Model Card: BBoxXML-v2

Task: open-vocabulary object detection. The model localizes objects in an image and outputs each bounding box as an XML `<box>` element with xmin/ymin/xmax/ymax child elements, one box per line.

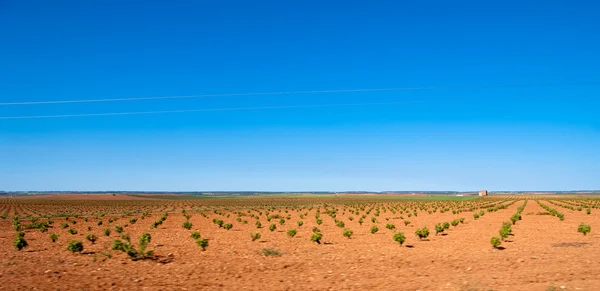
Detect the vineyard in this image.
<box><xmin>1</xmin><ymin>194</ymin><xmax>599</xmax><ymax>290</ymax></box>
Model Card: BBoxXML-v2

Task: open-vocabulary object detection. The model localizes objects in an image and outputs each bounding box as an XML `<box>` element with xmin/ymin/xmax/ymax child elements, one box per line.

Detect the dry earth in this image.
<box><xmin>0</xmin><ymin>197</ymin><xmax>599</xmax><ymax>290</ymax></box>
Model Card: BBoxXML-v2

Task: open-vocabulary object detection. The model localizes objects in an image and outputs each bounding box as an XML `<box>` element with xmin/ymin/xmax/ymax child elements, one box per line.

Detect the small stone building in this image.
<box><xmin>479</xmin><ymin>190</ymin><xmax>488</xmax><ymax>196</ymax></box>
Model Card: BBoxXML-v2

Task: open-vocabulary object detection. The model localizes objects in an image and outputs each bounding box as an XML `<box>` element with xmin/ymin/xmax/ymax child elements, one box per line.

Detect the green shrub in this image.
<box><xmin>279</xmin><ymin>218</ymin><xmax>285</xmax><ymax>225</ymax></box>
<box><xmin>115</xmin><ymin>225</ymin><xmax>123</xmax><ymax>233</ymax></box>
<box><xmin>451</xmin><ymin>219</ymin><xmax>459</xmax><ymax>227</ymax></box>
<box><xmin>251</xmin><ymin>232</ymin><xmax>261</xmax><ymax>241</ymax></box>
<box><xmin>261</xmin><ymin>248</ymin><xmax>281</xmax><ymax>257</ymax></box>
<box><xmin>182</xmin><ymin>221</ymin><xmax>192</xmax><ymax>230</ymax></box>
<box><xmin>85</xmin><ymin>234</ymin><xmax>97</xmax><ymax>244</ymax></box>
<box><xmin>139</xmin><ymin>232</ymin><xmax>151</xmax><ymax>249</ymax></box>
<box><xmin>316</xmin><ymin>218</ymin><xmax>323</xmax><ymax>225</ymax></box>
<box><xmin>191</xmin><ymin>232</ymin><xmax>201</xmax><ymax>240</ymax></box>
<box><xmin>311</xmin><ymin>232</ymin><xmax>323</xmax><ymax>244</ymax></box>
<box><xmin>103</xmin><ymin>229</ymin><xmax>111</xmax><ymax>236</ymax></box>
<box><xmin>435</xmin><ymin>223</ymin><xmax>444</xmax><ymax>235</ymax></box>
<box><xmin>297</xmin><ymin>221</ymin><xmax>304</xmax><ymax>227</ymax></box>
<box><xmin>343</xmin><ymin>229</ymin><xmax>353</xmax><ymax>239</ymax></box>
<box><xmin>129</xmin><ymin>218</ymin><xmax>137</xmax><ymax>224</ymax></box>
<box><xmin>393</xmin><ymin>232</ymin><xmax>406</xmax><ymax>245</ymax></box>
<box><xmin>60</xmin><ymin>222</ymin><xmax>69</xmax><ymax>229</ymax></box>
<box><xmin>586</xmin><ymin>208</ymin><xmax>591</xmax><ymax>215</ymax></box>
<box><xmin>499</xmin><ymin>222</ymin><xmax>512</xmax><ymax>239</ymax></box>
<box><xmin>443</xmin><ymin>222</ymin><xmax>450</xmax><ymax>230</ymax></box>
<box><xmin>312</xmin><ymin>226</ymin><xmax>321</xmax><ymax>233</ymax></box>
<box><xmin>473</xmin><ymin>213</ymin><xmax>480</xmax><ymax>220</ymax></box>
<box><xmin>68</xmin><ymin>228</ymin><xmax>78</xmax><ymax>235</ymax></box>
<box><xmin>336</xmin><ymin>221</ymin><xmax>345</xmax><ymax>228</ymax></box>
<box><xmin>67</xmin><ymin>240</ymin><xmax>84</xmax><ymax>253</ymax></box>
<box><xmin>26</xmin><ymin>220</ymin><xmax>50</xmax><ymax>231</ymax></box>
<box><xmin>415</xmin><ymin>226</ymin><xmax>429</xmax><ymax>240</ymax></box>
<box><xmin>287</xmin><ymin>229</ymin><xmax>297</xmax><ymax>237</ymax></box>
<box><xmin>578</xmin><ymin>223</ymin><xmax>591</xmax><ymax>235</ymax></box>
<box><xmin>112</xmin><ymin>240</ymin><xmax>129</xmax><ymax>253</ymax></box>
<box><xmin>197</xmin><ymin>238</ymin><xmax>209</xmax><ymax>251</ymax></box>
<box><xmin>49</xmin><ymin>233</ymin><xmax>59</xmax><ymax>242</ymax></box>
<box><xmin>112</xmin><ymin>233</ymin><xmax>153</xmax><ymax>260</ymax></box>
<box><xmin>490</xmin><ymin>236</ymin><xmax>502</xmax><ymax>248</ymax></box>
<box><xmin>370</xmin><ymin>225</ymin><xmax>379</xmax><ymax>234</ymax></box>
<box><xmin>459</xmin><ymin>217</ymin><xmax>465</xmax><ymax>223</ymax></box>
<box><xmin>255</xmin><ymin>221</ymin><xmax>262</xmax><ymax>228</ymax></box>
<box><xmin>223</xmin><ymin>223</ymin><xmax>233</xmax><ymax>230</ymax></box>
<box><xmin>13</xmin><ymin>236</ymin><xmax>28</xmax><ymax>251</ymax></box>
<box><xmin>269</xmin><ymin>224</ymin><xmax>276</xmax><ymax>232</ymax></box>
<box><xmin>12</xmin><ymin>220</ymin><xmax>22</xmax><ymax>231</ymax></box>
<box><xmin>404</xmin><ymin>220</ymin><xmax>411</xmax><ymax>226</ymax></box>
<box><xmin>510</xmin><ymin>213</ymin><xmax>521</xmax><ymax>225</ymax></box>
<box><xmin>385</xmin><ymin>224</ymin><xmax>395</xmax><ymax>230</ymax></box>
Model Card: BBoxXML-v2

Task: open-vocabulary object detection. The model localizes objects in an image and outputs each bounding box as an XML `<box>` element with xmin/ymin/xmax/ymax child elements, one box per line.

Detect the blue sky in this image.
<box><xmin>1</xmin><ymin>1</ymin><xmax>599</xmax><ymax>191</ymax></box>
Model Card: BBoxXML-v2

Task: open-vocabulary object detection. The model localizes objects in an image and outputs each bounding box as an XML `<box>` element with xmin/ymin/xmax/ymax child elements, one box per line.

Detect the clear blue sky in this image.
<box><xmin>1</xmin><ymin>1</ymin><xmax>599</xmax><ymax>191</ymax></box>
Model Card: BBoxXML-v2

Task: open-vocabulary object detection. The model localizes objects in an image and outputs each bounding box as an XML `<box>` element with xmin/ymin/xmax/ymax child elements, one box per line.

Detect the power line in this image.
<box><xmin>0</xmin><ymin>101</ymin><xmax>425</xmax><ymax>120</ymax></box>
<box><xmin>1</xmin><ymin>81</ymin><xmax>599</xmax><ymax>106</ymax></box>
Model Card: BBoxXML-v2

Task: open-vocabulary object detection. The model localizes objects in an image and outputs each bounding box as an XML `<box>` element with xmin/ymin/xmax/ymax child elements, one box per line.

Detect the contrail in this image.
<box><xmin>1</xmin><ymin>81</ymin><xmax>598</xmax><ymax>106</ymax></box>
<box><xmin>0</xmin><ymin>101</ymin><xmax>425</xmax><ymax>119</ymax></box>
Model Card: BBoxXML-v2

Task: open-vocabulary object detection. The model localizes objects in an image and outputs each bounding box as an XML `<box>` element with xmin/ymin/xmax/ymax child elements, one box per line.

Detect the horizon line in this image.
<box><xmin>3</xmin><ymin>190</ymin><xmax>600</xmax><ymax>193</ymax></box>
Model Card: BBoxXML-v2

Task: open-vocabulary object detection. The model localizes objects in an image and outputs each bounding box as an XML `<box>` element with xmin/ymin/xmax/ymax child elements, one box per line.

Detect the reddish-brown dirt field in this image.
<box><xmin>336</xmin><ymin>193</ymin><xmax>429</xmax><ymax>197</ymax></box>
<box><xmin>13</xmin><ymin>194</ymin><xmax>156</xmax><ymax>201</ymax></box>
<box><xmin>1</xmin><ymin>196</ymin><xmax>599</xmax><ymax>290</ymax></box>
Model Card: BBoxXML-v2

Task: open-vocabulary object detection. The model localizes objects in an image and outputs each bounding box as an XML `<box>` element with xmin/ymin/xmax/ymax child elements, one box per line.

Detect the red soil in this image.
<box><xmin>13</xmin><ymin>194</ymin><xmax>156</xmax><ymax>201</ymax></box>
<box><xmin>1</xmin><ymin>199</ymin><xmax>599</xmax><ymax>290</ymax></box>
<box><xmin>336</xmin><ymin>193</ymin><xmax>429</xmax><ymax>196</ymax></box>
